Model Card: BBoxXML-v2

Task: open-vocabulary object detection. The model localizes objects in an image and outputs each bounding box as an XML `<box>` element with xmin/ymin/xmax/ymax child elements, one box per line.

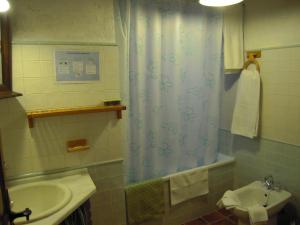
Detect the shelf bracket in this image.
<box><xmin>28</xmin><ymin>117</ymin><xmax>34</xmax><ymax>128</ymax></box>
<box><xmin>116</xmin><ymin>110</ymin><xmax>122</xmax><ymax>119</ymax></box>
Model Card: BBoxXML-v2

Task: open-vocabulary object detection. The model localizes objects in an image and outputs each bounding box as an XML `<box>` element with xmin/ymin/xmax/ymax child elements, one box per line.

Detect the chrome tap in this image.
<box><xmin>264</xmin><ymin>175</ymin><xmax>274</xmax><ymax>190</ymax></box>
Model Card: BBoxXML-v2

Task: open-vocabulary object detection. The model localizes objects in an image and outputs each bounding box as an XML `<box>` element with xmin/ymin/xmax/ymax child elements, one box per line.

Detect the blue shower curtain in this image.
<box><xmin>122</xmin><ymin>0</ymin><xmax>223</xmax><ymax>183</ymax></box>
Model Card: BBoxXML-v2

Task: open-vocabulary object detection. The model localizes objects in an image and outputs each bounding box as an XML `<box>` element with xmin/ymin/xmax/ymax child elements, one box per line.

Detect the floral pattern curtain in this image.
<box><xmin>123</xmin><ymin>0</ymin><xmax>223</xmax><ymax>183</ymax></box>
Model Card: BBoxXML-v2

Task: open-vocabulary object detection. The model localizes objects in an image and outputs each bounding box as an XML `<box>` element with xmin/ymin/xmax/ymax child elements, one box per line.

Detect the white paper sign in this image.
<box><xmin>55</xmin><ymin>51</ymin><xmax>100</xmax><ymax>82</ymax></box>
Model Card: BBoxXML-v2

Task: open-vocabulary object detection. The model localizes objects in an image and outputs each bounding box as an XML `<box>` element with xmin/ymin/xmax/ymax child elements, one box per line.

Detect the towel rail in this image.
<box><xmin>243</xmin><ymin>52</ymin><xmax>260</xmax><ymax>72</ymax></box>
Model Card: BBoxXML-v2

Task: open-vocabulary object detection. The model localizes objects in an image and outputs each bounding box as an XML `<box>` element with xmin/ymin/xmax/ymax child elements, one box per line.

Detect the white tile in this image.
<box><xmin>103</xmin><ymin>90</ymin><xmax>121</xmax><ymax>101</ymax></box>
<box><xmin>2</xmin><ymin>44</ymin><xmax>123</xmax><ymax>179</ymax></box>
<box><xmin>22</xmin><ymin>45</ymin><xmax>40</xmax><ymax>60</ymax></box>
<box><xmin>7</xmin><ymin>155</ymin><xmax>34</xmax><ymax>176</ymax></box>
<box><xmin>64</xmin><ymin>153</ymin><xmax>82</xmax><ymax>167</ymax></box>
<box><xmin>78</xmin><ymin>148</ymin><xmax>98</xmax><ymax>164</ymax></box>
<box><xmin>12</xmin><ymin>45</ymin><xmax>23</xmax><ymax>61</ymax></box>
<box><xmin>40</xmin><ymin>61</ymin><xmax>55</xmax><ymax>77</ymax></box>
<box><xmin>12</xmin><ymin>77</ymin><xmax>24</xmax><ymax>93</ymax></box>
<box><xmin>12</xmin><ymin>60</ymin><xmax>23</xmax><ymax>77</ymax></box>
<box><xmin>39</xmin><ymin>46</ymin><xmax>54</xmax><ymax>61</ymax></box>
<box><xmin>23</xmin><ymin>60</ymin><xmax>41</xmax><ymax>77</ymax></box>
<box><xmin>23</xmin><ymin>77</ymin><xmax>43</xmax><ymax>94</ymax></box>
<box><xmin>20</xmin><ymin>93</ymin><xmax>49</xmax><ymax>110</ymax></box>
<box><xmin>39</xmin><ymin>77</ymin><xmax>59</xmax><ymax>93</ymax></box>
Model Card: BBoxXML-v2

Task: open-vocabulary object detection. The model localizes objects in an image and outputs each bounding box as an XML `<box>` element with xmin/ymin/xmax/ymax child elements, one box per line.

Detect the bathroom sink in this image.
<box><xmin>9</xmin><ymin>181</ymin><xmax>72</xmax><ymax>224</ymax></box>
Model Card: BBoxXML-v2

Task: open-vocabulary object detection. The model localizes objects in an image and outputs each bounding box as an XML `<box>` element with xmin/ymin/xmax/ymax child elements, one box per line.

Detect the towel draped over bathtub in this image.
<box><xmin>125</xmin><ymin>178</ymin><xmax>165</xmax><ymax>225</ymax></box>
<box><xmin>169</xmin><ymin>168</ymin><xmax>208</xmax><ymax>206</ymax></box>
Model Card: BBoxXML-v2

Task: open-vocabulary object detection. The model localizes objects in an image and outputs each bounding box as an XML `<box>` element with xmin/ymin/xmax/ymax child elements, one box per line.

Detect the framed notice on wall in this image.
<box><xmin>55</xmin><ymin>50</ymin><xmax>100</xmax><ymax>82</ymax></box>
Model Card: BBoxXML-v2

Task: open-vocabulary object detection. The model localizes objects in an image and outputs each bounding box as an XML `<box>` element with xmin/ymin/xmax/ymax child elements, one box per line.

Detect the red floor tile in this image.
<box><xmin>218</xmin><ymin>208</ymin><xmax>232</xmax><ymax>216</ymax></box>
<box><xmin>202</xmin><ymin>211</ymin><xmax>225</xmax><ymax>223</ymax></box>
<box><xmin>185</xmin><ymin>218</ymin><xmax>207</xmax><ymax>225</ymax></box>
<box><xmin>210</xmin><ymin>219</ymin><xmax>236</xmax><ymax>225</ymax></box>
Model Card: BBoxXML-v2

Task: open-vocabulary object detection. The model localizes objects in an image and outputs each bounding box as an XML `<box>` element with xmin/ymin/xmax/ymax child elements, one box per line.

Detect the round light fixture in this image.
<box><xmin>199</xmin><ymin>0</ymin><xmax>243</xmax><ymax>7</ymax></box>
<box><xmin>0</xmin><ymin>0</ymin><xmax>10</xmax><ymax>13</ymax></box>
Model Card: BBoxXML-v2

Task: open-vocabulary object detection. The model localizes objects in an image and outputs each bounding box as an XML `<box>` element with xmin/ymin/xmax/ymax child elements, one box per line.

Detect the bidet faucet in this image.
<box><xmin>264</xmin><ymin>175</ymin><xmax>274</xmax><ymax>190</ymax></box>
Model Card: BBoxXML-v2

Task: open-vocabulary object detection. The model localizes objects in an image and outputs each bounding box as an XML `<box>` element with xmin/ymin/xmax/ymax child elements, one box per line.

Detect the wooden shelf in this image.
<box><xmin>0</xmin><ymin>91</ymin><xmax>22</xmax><ymax>99</ymax></box>
<box><xmin>26</xmin><ymin>105</ymin><xmax>126</xmax><ymax>128</ymax></box>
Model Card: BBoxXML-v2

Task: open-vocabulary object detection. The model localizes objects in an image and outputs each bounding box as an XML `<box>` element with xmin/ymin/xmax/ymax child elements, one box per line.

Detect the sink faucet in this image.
<box><xmin>264</xmin><ymin>175</ymin><xmax>274</xmax><ymax>190</ymax></box>
<box><xmin>9</xmin><ymin>208</ymin><xmax>32</xmax><ymax>222</ymax></box>
<box><xmin>9</xmin><ymin>208</ymin><xmax>32</xmax><ymax>223</ymax></box>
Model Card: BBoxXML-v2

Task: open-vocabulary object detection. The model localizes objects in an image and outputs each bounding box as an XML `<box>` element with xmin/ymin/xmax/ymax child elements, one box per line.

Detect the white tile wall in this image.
<box><xmin>244</xmin><ymin>0</ymin><xmax>300</xmax><ymax>51</ymax></box>
<box><xmin>220</xmin><ymin>47</ymin><xmax>300</xmax><ymax>215</ymax></box>
<box><xmin>221</xmin><ymin>47</ymin><xmax>300</xmax><ymax>146</ymax></box>
<box><xmin>89</xmin><ymin>163</ymin><xmax>126</xmax><ymax>225</ymax></box>
<box><xmin>0</xmin><ymin>44</ymin><xmax>126</xmax><ymax>225</ymax></box>
<box><xmin>0</xmin><ymin>44</ymin><xmax>122</xmax><ymax>175</ymax></box>
<box><xmin>11</xmin><ymin>0</ymin><xmax>116</xmax><ymax>44</ymax></box>
<box><xmin>12</xmin><ymin>45</ymin><xmax>120</xmax><ymax>110</ymax></box>
<box><xmin>0</xmin><ymin>110</ymin><xmax>124</xmax><ymax>176</ymax></box>
<box><xmin>260</xmin><ymin>47</ymin><xmax>300</xmax><ymax>145</ymax></box>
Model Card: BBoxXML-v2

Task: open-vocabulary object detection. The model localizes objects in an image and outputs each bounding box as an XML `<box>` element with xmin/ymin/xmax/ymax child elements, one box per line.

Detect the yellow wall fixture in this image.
<box><xmin>246</xmin><ymin>50</ymin><xmax>261</xmax><ymax>59</ymax></box>
<box><xmin>0</xmin><ymin>0</ymin><xmax>9</xmax><ymax>12</ymax></box>
<box><xmin>67</xmin><ymin>139</ymin><xmax>89</xmax><ymax>152</ymax></box>
<box><xmin>199</xmin><ymin>0</ymin><xmax>243</xmax><ymax>7</ymax></box>
<box><xmin>243</xmin><ymin>50</ymin><xmax>261</xmax><ymax>72</ymax></box>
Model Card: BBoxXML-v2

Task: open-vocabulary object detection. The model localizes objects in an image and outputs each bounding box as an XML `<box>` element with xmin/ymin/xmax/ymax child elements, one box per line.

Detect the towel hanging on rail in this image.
<box><xmin>125</xmin><ymin>178</ymin><xmax>165</xmax><ymax>225</ymax></box>
<box><xmin>231</xmin><ymin>63</ymin><xmax>261</xmax><ymax>139</ymax></box>
<box><xmin>169</xmin><ymin>167</ymin><xmax>209</xmax><ymax>206</ymax></box>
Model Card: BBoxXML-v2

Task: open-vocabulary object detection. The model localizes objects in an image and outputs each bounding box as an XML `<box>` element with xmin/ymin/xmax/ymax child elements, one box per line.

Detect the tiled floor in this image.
<box><xmin>182</xmin><ymin>209</ymin><xmax>238</xmax><ymax>225</ymax></box>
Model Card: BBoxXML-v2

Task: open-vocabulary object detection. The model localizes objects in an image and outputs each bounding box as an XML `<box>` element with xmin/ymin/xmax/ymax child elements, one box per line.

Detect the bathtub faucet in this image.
<box><xmin>264</xmin><ymin>175</ymin><xmax>274</xmax><ymax>190</ymax></box>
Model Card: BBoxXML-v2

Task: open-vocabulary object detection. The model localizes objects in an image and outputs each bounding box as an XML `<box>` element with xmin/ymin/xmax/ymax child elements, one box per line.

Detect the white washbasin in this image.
<box><xmin>9</xmin><ymin>181</ymin><xmax>72</xmax><ymax>224</ymax></box>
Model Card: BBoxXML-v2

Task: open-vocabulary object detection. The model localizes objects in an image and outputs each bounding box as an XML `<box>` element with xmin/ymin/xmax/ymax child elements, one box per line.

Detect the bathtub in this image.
<box><xmin>163</xmin><ymin>153</ymin><xmax>235</xmax><ymax>180</ymax></box>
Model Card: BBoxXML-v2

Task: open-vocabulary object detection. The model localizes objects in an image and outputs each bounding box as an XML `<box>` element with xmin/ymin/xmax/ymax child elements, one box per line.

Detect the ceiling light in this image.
<box><xmin>0</xmin><ymin>0</ymin><xmax>10</xmax><ymax>13</ymax></box>
<box><xmin>199</xmin><ymin>0</ymin><xmax>243</xmax><ymax>7</ymax></box>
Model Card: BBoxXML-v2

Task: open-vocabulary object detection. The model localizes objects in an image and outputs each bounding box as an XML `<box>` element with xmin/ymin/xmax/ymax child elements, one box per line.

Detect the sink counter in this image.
<box><xmin>8</xmin><ymin>169</ymin><xmax>96</xmax><ymax>225</ymax></box>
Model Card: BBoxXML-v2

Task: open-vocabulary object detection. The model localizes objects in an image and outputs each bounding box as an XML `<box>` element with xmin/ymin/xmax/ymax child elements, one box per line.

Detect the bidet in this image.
<box><xmin>264</xmin><ymin>175</ymin><xmax>274</xmax><ymax>190</ymax></box>
<box><xmin>263</xmin><ymin>190</ymin><xmax>271</xmax><ymax>207</ymax></box>
<box><xmin>219</xmin><ymin>181</ymin><xmax>291</xmax><ymax>225</ymax></box>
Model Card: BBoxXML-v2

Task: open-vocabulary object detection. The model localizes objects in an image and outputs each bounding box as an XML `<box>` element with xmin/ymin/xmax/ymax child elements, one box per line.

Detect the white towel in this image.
<box><xmin>231</xmin><ymin>68</ymin><xmax>261</xmax><ymax>138</ymax></box>
<box><xmin>217</xmin><ymin>190</ymin><xmax>241</xmax><ymax>209</ymax></box>
<box><xmin>223</xmin><ymin>4</ymin><xmax>244</xmax><ymax>70</ymax></box>
<box><xmin>248</xmin><ymin>205</ymin><xmax>268</xmax><ymax>225</ymax></box>
<box><xmin>169</xmin><ymin>168</ymin><xmax>208</xmax><ymax>206</ymax></box>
